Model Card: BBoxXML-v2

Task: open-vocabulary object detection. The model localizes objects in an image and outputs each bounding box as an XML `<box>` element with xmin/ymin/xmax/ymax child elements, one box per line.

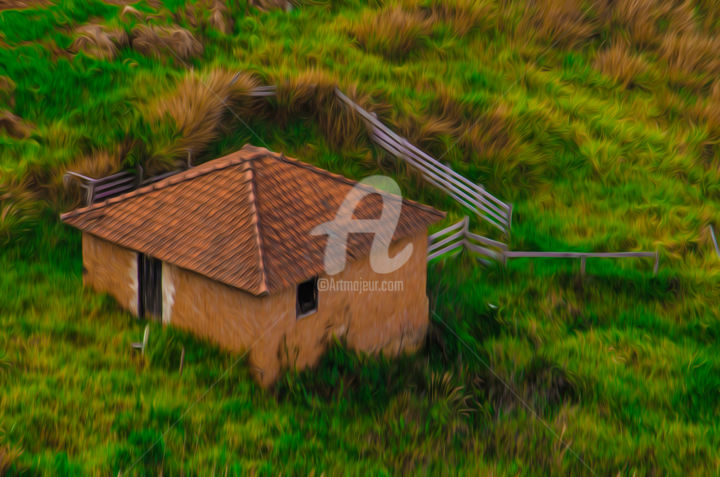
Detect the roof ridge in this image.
<box><xmin>244</xmin><ymin>159</ymin><xmax>270</xmax><ymax>295</ymax></box>
<box><xmin>60</xmin><ymin>148</ymin><xmax>268</xmax><ymax>221</ymax></box>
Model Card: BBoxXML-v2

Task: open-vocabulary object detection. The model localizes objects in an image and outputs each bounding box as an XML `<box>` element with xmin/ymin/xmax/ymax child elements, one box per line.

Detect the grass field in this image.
<box><xmin>2</xmin><ymin>0</ymin><xmax>720</xmax><ymax>474</ymax></box>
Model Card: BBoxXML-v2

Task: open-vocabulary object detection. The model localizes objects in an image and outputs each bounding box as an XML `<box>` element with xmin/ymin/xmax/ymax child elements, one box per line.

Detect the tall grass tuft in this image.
<box><xmin>250</xmin><ymin>0</ymin><xmax>293</xmax><ymax>12</ymax></box>
<box><xmin>598</xmin><ymin>0</ymin><xmax>672</xmax><ymax>49</ymax></box>
<box><xmin>0</xmin><ymin>110</ymin><xmax>31</xmax><ymax>139</ymax></box>
<box><xmin>70</xmin><ymin>24</ymin><xmax>129</xmax><ymax>60</ymax></box>
<box><xmin>178</xmin><ymin>0</ymin><xmax>235</xmax><ymax>35</ymax></box>
<box><xmin>131</xmin><ymin>24</ymin><xmax>203</xmax><ymax>61</ymax></box>
<box><xmin>0</xmin><ymin>76</ymin><xmax>15</xmax><ymax>108</ymax></box>
<box><xmin>658</xmin><ymin>31</ymin><xmax>720</xmax><ymax>81</ymax></box>
<box><xmin>524</xmin><ymin>0</ymin><xmax>597</xmax><ymax>49</ymax></box>
<box><xmin>462</xmin><ymin>103</ymin><xmax>519</xmax><ymax>163</ymax></box>
<box><xmin>352</xmin><ymin>6</ymin><xmax>433</xmax><ymax>60</ymax></box>
<box><xmin>593</xmin><ymin>40</ymin><xmax>650</xmax><ymax>89</ymax></box>
<box><xmin>147</xmin><ymin>70</ymin><xmax>260</xmax><ymax>169</ymax></box>
<box><xmin>428</xmin><ymin>0</ymin><xmax>495</xmax><ymax>36</ymax></box>
<box><xmin>0</xmin><ymin>444</ymin><xmax>23</xmax><ymax>476</ymax></box>
<box><xmin>0</xmin><ymin>176</ymin><xmax>41</xmax><ymax>245</ymax></box>
<box><xmin>275</xmin><ymin>70</ymin><xmax>372</xmax><ymax>150</ymax></box>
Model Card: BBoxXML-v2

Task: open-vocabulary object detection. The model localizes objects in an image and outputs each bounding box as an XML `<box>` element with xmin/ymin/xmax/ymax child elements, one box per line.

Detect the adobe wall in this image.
<box><xmin>82</xmin><ymin>233</ymin><xmax>138</xmax><ymax>315</ymax></box>
<box><xmin>164</xmin><ymin>230</ymin><xmax>430</xmax><ymax>387</ymax></box>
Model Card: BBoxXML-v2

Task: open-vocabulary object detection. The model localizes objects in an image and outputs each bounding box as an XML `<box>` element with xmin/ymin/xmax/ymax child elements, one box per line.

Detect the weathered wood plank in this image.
<box><xmin>428</xmin><ymin>241</ymin><xmax>464</xmax><ymax>260</ymax></box>
<box><xmin>464</xmin><ymin>231</ymin><xmax>509</xmax><ymax>250</ymax></box>
<box><xmin>428</xmin><ymin>217</ymin><xmax>467</xmax><ymax>242</ymax></box>
<box><xmin>503</xmin><ymin>251</ymin><xmax>657</xmax><ymax>258</ymax></box>
<box><xmin>372</xmin><ymin>130</ymin><xmax>509</xmax><ymax>225</ymax></box>
<box><xmin>428</xmin><ymin>229</ymin><xmax>465</xmax><ymax>253</ymax></box>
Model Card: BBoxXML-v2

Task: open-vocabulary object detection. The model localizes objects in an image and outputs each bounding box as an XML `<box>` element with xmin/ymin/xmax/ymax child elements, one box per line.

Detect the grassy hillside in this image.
<box><xmin>2</xmin><ymin>0</ymin><xmax>720</xmax><ymax>474</ymax></box>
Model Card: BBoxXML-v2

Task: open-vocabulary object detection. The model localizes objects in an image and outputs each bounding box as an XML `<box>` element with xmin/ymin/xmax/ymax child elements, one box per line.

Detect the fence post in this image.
<box><xmin>709</xmin><ymin>225</ymin><xmax>720</xmax><ymax>259</ymax></box>
<box><xmin>86</xmin><ymin>183</ymin><xmax>96</xmax><ymax>205</ymax></box>
<box><xmin>580</xmin><ymin>256</ymin><xmax>586</xmax><ymax>277</ymax></box>
<box><xmin>179</xmin><ymin>346</ymin><xmax>185</xmax><ymax>376</ymax></box>
<box><xmin>506</xmin><ymin>203</ymin><xmax>513</xmax><ymax>238</ymax></box>
<box><xmin>653</xmin><ymin>250</ymin><xmax>659</xmax><ymax>275</ymax></box>
<box><xmin>462</xmin><ymin>216</ymin><xmax>469</xmax><ymax>255</ymax></box>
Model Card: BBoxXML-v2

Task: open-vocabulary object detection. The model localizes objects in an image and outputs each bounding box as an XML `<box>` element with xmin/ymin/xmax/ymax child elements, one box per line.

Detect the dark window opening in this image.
<box><xmin>296</xmin><ymin>277</ymin><xmax>318</xmax><ymax>318</ymax></box>
<box><xmin>138</xmin><ymin>253</ymin><xmax>162</xmax><ymax>320</ymax></box>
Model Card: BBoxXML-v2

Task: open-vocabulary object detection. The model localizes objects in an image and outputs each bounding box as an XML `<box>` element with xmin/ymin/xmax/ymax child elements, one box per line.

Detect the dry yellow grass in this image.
<box><xmin>69</xmin><ymin>150</ymin><xmax>125</xmax><ymax>179</ymax></box>
<box><xmin>119</xmin><ymin>5</ymin><xmax>144</xmax><ymax>21</ymax></box>
<box><xmin>462</xmin><ymin>103</ymin><xmax>518</xmax><ymax>162</ymax></box>
<box><xmin>659</xmin><ymin>31</ymin><xmax>720</xmax><ymax>80</ymax></box>
<box><xmin>250</xmin><ymin>0</ymin><xmax>293</xmax><ymax>12</ymax></box>
<box><xmin>0</xmin><ymin>110</ymin><xmax>31</xmax><ymax>139</ymax></box>
<box><xmin>352</xmin><ymin>6</ymin><xmax>433</xmax><ymax>60</ymax></box>
<box><xmin>428</xmin><ymin>0</ymin><xmax>495</xmax><ymax>36</ymax></box>
<box><xmin>593</xmin><ymin>41</ymin><xmax>649</xmax><ymax>89</ymax></box>
<box><xmin>0</xmin><ymin>175</ymin><xmax>41</xmax><ymax>244</ymax></box>
<box><xmin>148</xmin><ymin>70</ymin><xmax>260</xmax><ymax>167</ymax></box>
<box><xmin>276</xmin><ymin>69</ymin><xmax>374</xmax><ymax>150</ymax></box>
<box><xmin>131</xmin><ymin>24</ymin><xmax>203</xmax><ymax>61</ymax></box>
<box><xmin>176</xmin><ymin>0</ymin><xmax>234</xmax><ymax>35</ymax></box>
<box><xmin>600</xmin><ymin>0</ymin><xmax>673</xmax><ymax>49</ymax></box>
<box><xmin>70</xmin><ymin>24</ymin><xmax>129</xmax><ymax>60</ymax></box>
<box><xmin>524</xmin><ymin>0</ymin><xmax>597</xmax><ymax>49</ymax></box>
<box><xmin>0</xmin><ymin>75</ymin><xmax>15</xmax><ymax>108</ymax></box>
<box><xmin>0</xmin><ymin>0</ymin><xmax>46</xmax><ymax>10</ymax></box>
<box><xmin>207</xmin><ymin>0</ymin><xmax>233</xmax><ymax>35</ymax></box>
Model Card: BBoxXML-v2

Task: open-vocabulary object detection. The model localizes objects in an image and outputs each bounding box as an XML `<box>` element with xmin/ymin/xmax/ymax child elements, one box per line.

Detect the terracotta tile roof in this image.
<box><xmin>61</xmin><ymin>145</ymin><xmax>445</xmax><ymax>295</ymax></box>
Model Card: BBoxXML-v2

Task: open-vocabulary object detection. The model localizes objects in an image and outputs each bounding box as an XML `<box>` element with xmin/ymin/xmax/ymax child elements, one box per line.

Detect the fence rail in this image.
<box><xmin>64</xmin><ymin>169</ymin><xmax>142</xmax><ymax>205</ymax></box>
<box><xmin>334</xmin><ymin>88</ymin><xmax>513</xmax><ymax>235</ymax></box>
<box><xmin>429</xmin><ymin>216</ymin><xmax>659</xmax><ymax>275</ymax></box>
<box><xmin>428</xmin><ymin>216</ymin><xmax>507</xmax><ymax>264</ymax></box>
<box><xmin>64</xmin><ymin>165</ymin><xmax>187</xmax><ymax>206</ymax></box>
<box><xmin>504</xmin><ymin>250</ymin><xmax>659</xmax><ymax>276</ymax></box>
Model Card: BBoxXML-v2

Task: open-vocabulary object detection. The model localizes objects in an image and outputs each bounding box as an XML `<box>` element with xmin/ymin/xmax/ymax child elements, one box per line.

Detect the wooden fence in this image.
<box><xmin>503</xmin><ymin>250</ymin><xmax>659</xmax><ymax>276</ymax></box>
<box><xmin>334</xmin><ymin>88</ymin><xmax>512</xmax><ymax>235</ymax></box>
<box><xmin>64</xmin><ymin>169</ymin><xmax>141</xmax><ymax>205</ymax></box>
<box><xmin>63</xmin><ymin>165</ymin><xmax>183</xmax><ymax>206</ymax></box>
<box><xmin>428</xmin><ymin>216</ymin><xmax>508</xmax><ymax>264</ymax></box>
<box><xmin>429</xmin><ymin>216</ymin><xmax>659</xmax><ymax>275</ymax></box>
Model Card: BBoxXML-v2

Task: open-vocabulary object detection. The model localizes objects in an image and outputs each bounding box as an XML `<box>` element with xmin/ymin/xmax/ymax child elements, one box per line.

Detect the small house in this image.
<box><xmin>61</xmin><ymin>145</ymin><xmax>444</xmax><ymax>386</ymax></box>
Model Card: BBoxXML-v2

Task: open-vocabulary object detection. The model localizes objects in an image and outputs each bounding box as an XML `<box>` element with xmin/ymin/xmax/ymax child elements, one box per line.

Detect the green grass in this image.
<box><xmin>2</xmin><ymin>0</ymin><xmax>720</xmax><ymax>474</ymax></box>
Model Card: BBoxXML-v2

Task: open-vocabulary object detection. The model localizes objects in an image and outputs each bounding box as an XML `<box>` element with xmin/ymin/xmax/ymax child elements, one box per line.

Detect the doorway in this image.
<box><xmin>138</xmin><ymin>253</ymin><xmax>162</xmax><ymax>320</ymax></box>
